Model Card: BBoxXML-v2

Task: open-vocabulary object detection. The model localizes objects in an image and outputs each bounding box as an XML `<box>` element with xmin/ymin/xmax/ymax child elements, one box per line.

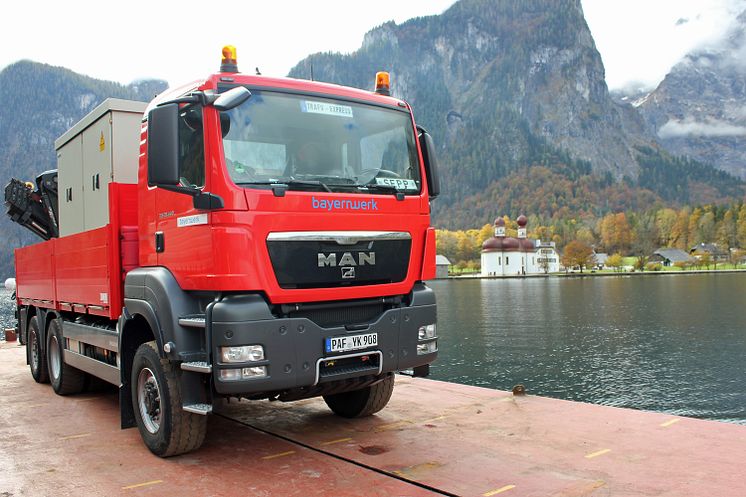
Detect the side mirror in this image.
<box><xmin>214</xmin><ymin>86</ymin><xmax>251</xmax><ymax>111</ymax></box>
<box><xmin>418</xmin><ymin>128</ymin><xmax>440</xmax><ymax>199</ymax></box>
<box><xmin>147</xmin><ymin>103</ymin><xmax>180</xmax><ymax>186</ymax></box>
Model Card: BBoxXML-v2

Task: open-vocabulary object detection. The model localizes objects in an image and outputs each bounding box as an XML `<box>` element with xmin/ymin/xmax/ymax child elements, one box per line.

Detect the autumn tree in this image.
<box><xmin>655</xmin><ymin>208</ymin><xmax>678</xmax><ymax>247</ymax></box>
<box><xmin>699</xmin><ymin>252</ymin><xmax>712</xmax><ymax>270</ymax></box>
<box><xmin>605</xmin><ymin>253</ymin><xmax>624</xmax><ymax>272</ymax></box>
<box><xmin>561</xmin><ymin>240</ymin><xmax>595</xmax><ymax>272</ymax></box>
<box><xmin>576</xmin><ymin>226</ymin><xmax>597</xmax><ymax>247</ymax></box>
<box><xmin>737</xmin><ymin>205</ymin><xmax>746</xmax><ymax>249</ymax></box>
<box><xmin>477</xmin><ymin>224</ymin><xmax>494</xmax><ymax>246</ymax></box>
<box><xmin>688</xmin><ymin>208</ymin><xmax>703</xmax><ymax>246</ymax></box>
<box><xmin>731</xmin><ymin>249</ymin><xmax>745</xmax><ymax>269</ymax></box>
<box><xmin>670</xmin><ymin>207</ymin><xmax>691</xmax><ymax>249</ymax></box>
<box><xmin>599</xmin><ymin>212</ymin><xmax>632</xmax><ymax>254</ymax></box>
<box><xmin>717</xmin><ymin>209</ymin><xmax>737</xmax><ymax>250</ymax></box>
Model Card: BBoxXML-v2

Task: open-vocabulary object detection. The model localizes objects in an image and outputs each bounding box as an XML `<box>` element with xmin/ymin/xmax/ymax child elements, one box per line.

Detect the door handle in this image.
<box><xmin>155</xmin><ymin>232</ymin><xmax>165</xmax><ymax>253</ymax></box>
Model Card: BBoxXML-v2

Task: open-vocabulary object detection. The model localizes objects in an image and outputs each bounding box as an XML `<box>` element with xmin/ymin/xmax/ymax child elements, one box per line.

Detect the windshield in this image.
<box><xmin>220</xmin><ymin>89</ymin><xmax>421</xmax><ymax>194</ymax></box>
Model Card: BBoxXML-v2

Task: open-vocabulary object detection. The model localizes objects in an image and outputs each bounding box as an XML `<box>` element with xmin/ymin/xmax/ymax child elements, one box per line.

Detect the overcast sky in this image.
<box><xmin>0</xmin><ymin>0</ymin><xmax>742</xmax><ymax>92</ymax></box>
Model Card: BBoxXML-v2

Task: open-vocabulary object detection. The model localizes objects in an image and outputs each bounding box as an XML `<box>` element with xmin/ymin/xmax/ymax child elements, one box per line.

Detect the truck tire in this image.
<box><xmin>47</xmin><ymin>319</ymin><xmax>86</xmax><ymax>395</ymax></box>
<box><xmin>131</xmin><ymin>341</ymin><xmax>207</xmax><ymax>457</ymax></box>
<box><xmin>27</xmin><ymin>316</ymin><xmax>49</xmax><ymax>384</ymax></box>
<box><xmin>323</xmin><ymin>373</ymin><xmax>395</xmax><ymax>418</ymax></box>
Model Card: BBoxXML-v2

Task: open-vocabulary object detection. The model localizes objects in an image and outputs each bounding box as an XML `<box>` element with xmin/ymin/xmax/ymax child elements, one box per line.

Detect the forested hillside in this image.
<box><xmin>0</xmin><ymin>61</ymin><xmax>166</xmax><ymax>277</ymax></box>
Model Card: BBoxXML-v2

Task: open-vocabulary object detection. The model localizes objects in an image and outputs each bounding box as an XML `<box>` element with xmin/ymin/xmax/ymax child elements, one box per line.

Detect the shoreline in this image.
<box><xmin>439</xmin><ymin>268</ymin><xmax>746</xmax><ymax>280</ymax></box>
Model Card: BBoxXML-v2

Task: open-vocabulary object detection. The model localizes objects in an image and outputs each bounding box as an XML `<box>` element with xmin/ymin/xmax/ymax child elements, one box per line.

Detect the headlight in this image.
<box><xmin>219</xmin><ymin>366</ymin><xmax>268</xmax><ymax>381</ymax></box>
<box><xmin>418</xmin><ymin>324</ymin><xmax>437</xmax><ymax>340</ymax></box>
<box><xmin>220</xmin><ymin>345</ymin><xmax>265</xmax><ymax>363</ymax></box>
<box><xmin>417</xmin><ymin>341</ymin><xmax>437</xmax><ymax>355</ymax></box>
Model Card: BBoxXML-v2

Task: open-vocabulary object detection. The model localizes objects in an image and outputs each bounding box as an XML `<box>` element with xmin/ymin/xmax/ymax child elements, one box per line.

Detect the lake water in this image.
<box><xmin>428</xmin><ymin>273</ymin><xmax>746</xmax><ymax>424</ymax></box>
<box><xmin>2</xmin><ymin>273</ymin><xmax>745</xmax><ymax>423</ymax></box>
<box><xmin>0</xmin><ymin>288</ymin><xmax>14</xmax><ymax>340</ymax></box>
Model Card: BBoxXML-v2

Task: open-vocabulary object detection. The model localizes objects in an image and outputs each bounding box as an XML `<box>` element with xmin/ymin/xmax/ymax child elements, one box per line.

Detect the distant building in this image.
<box><xmin>649</xmin><ymin>248</ymin><xmax>694</xmax><ymax>267</ymax></box>
<box><xmin>481</xmin><ymin>215</ymin><xmax>560</xmax><ymax>276</ymax></box>
<box><xmin>435</xmin><ymin>255</ymin><xmax>451</xmax><ymax>279</ymax></box>
<box><xmin>593</xmin><ymin>253</ymin><xmax>609</xmax><ymax>269</ymax></box>
<box><xmin>689</xmin><ymin>243</ymin><xmax>727</xmax><ymax>261</ymax></box>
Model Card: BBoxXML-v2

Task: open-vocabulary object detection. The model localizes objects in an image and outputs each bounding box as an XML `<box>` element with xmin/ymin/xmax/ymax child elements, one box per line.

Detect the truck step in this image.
<box><xmin>178</xmin><ymin>315</ymin><xmax>206</xmax><ymax>328</ymax></box>
<box><xmin>183</xmin><ymin>403</ymin><xmax>213</xmax><ymax>415</ymax></box>
<box><xmin>181</xmin><ymin>361</ymin><xmax>212</xmax><ymax>373</ymax></box>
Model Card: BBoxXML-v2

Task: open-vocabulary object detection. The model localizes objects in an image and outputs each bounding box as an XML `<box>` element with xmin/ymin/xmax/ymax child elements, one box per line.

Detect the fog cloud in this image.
<box><xmin>658</xmin><ymin>118</ymin><xmax>746</xmax><ymax>138</ymax></box>
<box><xmin>584</xmin><ymin>0</ymin><xmax>746</xmax><ymax>90</ymax></box>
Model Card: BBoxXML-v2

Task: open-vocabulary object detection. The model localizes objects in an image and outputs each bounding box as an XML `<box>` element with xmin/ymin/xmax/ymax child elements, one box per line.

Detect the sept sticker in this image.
<box><xmin>375</xmin><ymin>177</ymin><xmax>418</xmax><ymax>190</ymax></box>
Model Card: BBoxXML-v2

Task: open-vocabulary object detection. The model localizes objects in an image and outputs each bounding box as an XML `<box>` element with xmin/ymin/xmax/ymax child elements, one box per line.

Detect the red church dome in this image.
<box><xmin>482</xmin><ymin>236</ymin><xmax>520</xmax><ymax>251</ymax></box>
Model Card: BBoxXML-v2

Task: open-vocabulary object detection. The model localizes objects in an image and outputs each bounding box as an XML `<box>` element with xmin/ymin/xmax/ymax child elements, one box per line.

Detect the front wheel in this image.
<box><xmin>27</xmin><ymin>316</ymin><xmax>49</xmax><ymax>384</ymax></box>
<box><xmin>131</xmin><ymin>341</ymin><xmax>207</xmax><ymax>457</ymax></box>
<box><xmin>323</xmin><ymin>374</ymin><xmax>395</xmax><ymax>418</ymax></box>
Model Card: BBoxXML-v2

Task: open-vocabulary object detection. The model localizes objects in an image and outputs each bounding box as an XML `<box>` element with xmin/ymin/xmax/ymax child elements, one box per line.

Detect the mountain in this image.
<box><xmin>288</xmin><ymin>0</ymin><xmax>743</xmax><ymax>228</ymax></box>
<box><xmin>0</xmin><ymin>60</ymin><xmax>167</xmax><ymax>277</ymax></box>
<box><xmin>638</xmin><ymin>9</ymin><xmax>746</xmax><ymax>180</ymax></box>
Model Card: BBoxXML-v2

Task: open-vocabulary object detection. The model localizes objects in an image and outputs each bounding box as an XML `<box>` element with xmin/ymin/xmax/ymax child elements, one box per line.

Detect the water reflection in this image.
<box><xmin>429</xmin><ymin>274</ymin><xmax>746</xmax><ymax>424</ymax></box>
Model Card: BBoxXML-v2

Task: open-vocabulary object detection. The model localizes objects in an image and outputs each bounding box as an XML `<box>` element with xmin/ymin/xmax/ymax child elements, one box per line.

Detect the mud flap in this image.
<box><xmin>120</xmin><ymin>382</ymin><xmax>137</xmax><ymax>429</ymax></box>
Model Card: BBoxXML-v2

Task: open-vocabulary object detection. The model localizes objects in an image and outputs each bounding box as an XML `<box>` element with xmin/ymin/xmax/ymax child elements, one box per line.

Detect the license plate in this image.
<box><xmin>325</xmin><ymin>333</ymin><xmax>378</xmax><ymax>353</ymax></box>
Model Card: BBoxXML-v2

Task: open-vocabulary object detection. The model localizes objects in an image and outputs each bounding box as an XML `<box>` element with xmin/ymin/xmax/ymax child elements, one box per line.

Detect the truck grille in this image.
<box><xmin>266</xmin><ymin>231</ymin><xmax>411</xmax><ymax>289</ymax></box>
<box><xmin>287</xmin><ymin>302</ymin><xmax>388</xmax><ymax>328</ymax></box>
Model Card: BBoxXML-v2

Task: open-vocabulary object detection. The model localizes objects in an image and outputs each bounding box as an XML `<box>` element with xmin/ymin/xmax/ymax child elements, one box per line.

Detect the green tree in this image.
<box><xmin>698</xmin><ymin>210</ymin><xmax>716</xmax><ymax>244</ymax></box>
<box><xmin>688</xmin><ymin>208</ymin><xmax>703</xmax><ymax>246</ymax></box>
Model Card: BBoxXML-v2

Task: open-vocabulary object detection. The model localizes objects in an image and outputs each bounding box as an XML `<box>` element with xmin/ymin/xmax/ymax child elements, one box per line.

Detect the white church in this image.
<box><xmin>481</xmin><ymin>215</ymin><xmax>560</xmax><ymax>276</ymax></box>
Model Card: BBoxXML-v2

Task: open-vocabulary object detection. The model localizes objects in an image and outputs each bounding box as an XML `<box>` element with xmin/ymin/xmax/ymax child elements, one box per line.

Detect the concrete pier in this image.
<box><xmin>2</xmin><ymin>341</ymin><xmax>745</xmax><ymax>496</ymax></box>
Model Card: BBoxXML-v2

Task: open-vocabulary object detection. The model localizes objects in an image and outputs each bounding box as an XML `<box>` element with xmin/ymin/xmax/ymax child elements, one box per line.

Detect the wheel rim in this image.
<box><xmin>49</xmin><ymin>335</ymin><xmax>61</xmax><ymax>380</ymax></box>
<box><xmin>30</xmin><ymin>331</ymin><xmax>40</xmax><ymax>372</ymax></box>
<box><xmin>137</xmin><ymin>367</ymin><xmax>161</xmax><ymax>434</ymax></box>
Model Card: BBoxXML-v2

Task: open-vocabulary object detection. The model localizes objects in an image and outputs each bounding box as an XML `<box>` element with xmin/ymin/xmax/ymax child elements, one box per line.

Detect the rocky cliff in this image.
<box><xmin>639</xmin><ymin>10</ymin><xmax>746</xmax><ymax>179</ymax></box>
<box><xmin>289</xmin><ymin>0</ymin><xmax>657</xmax><ymax>210</ymax></box>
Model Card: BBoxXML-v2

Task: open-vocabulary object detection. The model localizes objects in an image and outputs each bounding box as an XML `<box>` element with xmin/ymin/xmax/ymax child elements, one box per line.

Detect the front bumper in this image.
<box><xmin>210</xmin><ymin>283</ymin><xmax>437</xmax><ymax>396</ymax></box>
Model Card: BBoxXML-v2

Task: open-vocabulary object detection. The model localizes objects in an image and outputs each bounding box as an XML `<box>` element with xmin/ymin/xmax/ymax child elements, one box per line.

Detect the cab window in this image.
<box><xmin>178</xmin><ymin>106</ymin><xmax>205</xmax><ymax>188</ymax></box>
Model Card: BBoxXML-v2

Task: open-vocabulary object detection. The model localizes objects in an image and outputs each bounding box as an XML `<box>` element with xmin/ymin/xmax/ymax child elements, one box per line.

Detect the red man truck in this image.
<box><xmin>4</xmin><ymin>47</ymin><xmax>440</xmax><ymax>456</ymax></box>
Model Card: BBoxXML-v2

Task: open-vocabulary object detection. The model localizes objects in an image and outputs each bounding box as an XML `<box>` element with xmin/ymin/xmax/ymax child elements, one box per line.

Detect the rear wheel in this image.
<box><xmin>131</xmin><ymin>341</ymin><xmax>207</xmax><ymax>457</ymax></box>
<box><xmin>323</xmin><ymin>374</ymin><xmax>395</xmax><ymax>418</ymax></box>
<box><xmin>27</xmin><ymin>316</ymin><xmax>48</xmax><ymax>384</ymax></box>
<box><xmin>47</xmin><ymin>319</ymin><xmax>86</xmax><ymax>395</ymax></box>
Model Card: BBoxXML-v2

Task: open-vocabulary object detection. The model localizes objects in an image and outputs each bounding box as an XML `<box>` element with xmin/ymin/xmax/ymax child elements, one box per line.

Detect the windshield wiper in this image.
<box><xmin>360</xmin><ymin>183</ymin><xmax>405</xmax><ymax>201</ymax></box>
<box><xmin>285</xmin><ymin>179</ymin><xmax>332</xmax><ymax>192</ymax></box>
<box><xmin>255</xmin><ymin>179</ymin><xmax>333</xmax><ymax>197</ymax></box>
<box><xmin>233</xmin><ymin>179</ymin><xmax>332</xmax><ymax>194</ymax></box>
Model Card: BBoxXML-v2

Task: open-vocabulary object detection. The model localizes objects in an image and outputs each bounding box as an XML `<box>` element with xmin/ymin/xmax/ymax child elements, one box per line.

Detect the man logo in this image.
<box><xmin>317</xmin><ymin>252</ymin><xmax>376</xmax><ymax>267</ymax></box>
<box><xmin>341</xmin><ymin>267</ymin><xmax>356</xmax><ymax>279</ymax></box>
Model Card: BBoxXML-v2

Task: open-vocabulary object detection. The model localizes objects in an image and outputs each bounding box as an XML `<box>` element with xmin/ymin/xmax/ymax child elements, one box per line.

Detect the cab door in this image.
<box><xmin>155</xmin><ymin>104</ymin><xmax>213</xmax><ymax>286</ymax></box>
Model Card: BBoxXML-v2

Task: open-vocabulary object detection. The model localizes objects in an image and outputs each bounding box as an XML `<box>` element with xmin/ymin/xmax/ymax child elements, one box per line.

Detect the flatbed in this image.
<box><xmin>2</xmin><ymin>341</ymin><xmax>745</xmax><ymax>496</ymax></box>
